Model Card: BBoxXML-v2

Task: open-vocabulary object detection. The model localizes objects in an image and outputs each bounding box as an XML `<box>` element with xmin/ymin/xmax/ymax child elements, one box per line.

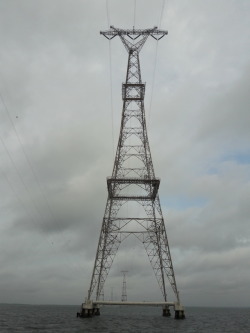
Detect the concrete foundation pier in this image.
<box><xmin>78</xmin><ymin>299</ymin><xmax>97</xmax><ymax>318</ymax></box>
<box><xmin>174</xmin><ymin>303</ymin><xmax>185</xmax><ymax>319</ymax></box>
<box><xmin>162</xmin><ymin>305</ymin><xmax>171</xmax><ymax>317</ymax></box>
<box><xmin>77</xmin><ymin>299</ymin><xmax>185</xmax><ymax>319</ymax></box>
<box><xmin>94</xmin><ymin>306</ymin><xmax>100</xmax><ymax>316</ymax></box>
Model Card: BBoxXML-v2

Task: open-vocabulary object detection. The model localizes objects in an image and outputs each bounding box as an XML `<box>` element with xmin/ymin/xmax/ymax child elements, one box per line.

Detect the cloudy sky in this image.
<box><xmin>0</xmin><ymin>0</ymin><xmax>249</xmax><ymax>307</ymax></box>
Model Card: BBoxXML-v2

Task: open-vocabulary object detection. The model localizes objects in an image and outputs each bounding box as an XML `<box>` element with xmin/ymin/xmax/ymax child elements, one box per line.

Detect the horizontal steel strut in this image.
<box><xmin>93</xmin><ymin>301</ymin><xmax>175</xmax><ymax>307</ymax></box>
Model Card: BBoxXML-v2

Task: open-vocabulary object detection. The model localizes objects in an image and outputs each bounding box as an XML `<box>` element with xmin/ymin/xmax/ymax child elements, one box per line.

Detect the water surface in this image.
<box><xmin>0</xmin><ymin>304</ymin><xmax>249</xmax><ymax>332</ymax></box>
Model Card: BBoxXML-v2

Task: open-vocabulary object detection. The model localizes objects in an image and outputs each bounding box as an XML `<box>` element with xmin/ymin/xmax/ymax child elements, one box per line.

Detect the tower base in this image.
<box><xmin>174</xmin><ymin>303</ymin><xmax>185</xmax><ymax>319</ymax></box>
<box><xmin>77</xmin><ymin>299</ymin><xmax>100</xmax><ymax>318</ymax></box>
<box><xmin>77</xmin><ymin>299</ymin><xmax>185</xmax><ymax>319</ymax></box>
<box><xmin>162</xmin><ymin>305</ymin><xmax>171</xmax><ymax>317</ymax></box>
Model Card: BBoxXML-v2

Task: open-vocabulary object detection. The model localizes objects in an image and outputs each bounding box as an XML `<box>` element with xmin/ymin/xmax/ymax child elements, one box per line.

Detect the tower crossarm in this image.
<box><xmin>100</xmin><ymin>26</ymin><xmax>168</xmax><ymax>53</ymax></box>
<box><xmin>100</xmin><ymin>26</ymin><xmax>168</xmax><ymax>39</ymax></box>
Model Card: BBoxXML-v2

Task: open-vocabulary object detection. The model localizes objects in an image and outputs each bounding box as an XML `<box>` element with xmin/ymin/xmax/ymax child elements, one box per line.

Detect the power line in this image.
<box><xmin>148</xmin><ymin>0</ymin><xmax>167</xmax><ymax>127</ymax></box>
<box><xmin>0</xmin><ymin>91</ymin><xmax>56</xmax><ymax>223</ymax></box>
<box><xmin>106</xmin><ymin>0</ymin><xmax>115</xmax><ymax>159</ymax></box>
<box><xmin>106</xmin><ymin>0</ymin><xmax>110</xmax><ymax>26</ymax></box>
<box><xmin>148</xmin><ymin>44</ymin><xmax>159</xmax><ymax>126</ymax></box>
<box><xmin>0</xmin><ymin>84</ymin><xmax>84</xmax><ymax>269</ymax></box>
<box><xmin>158</xmin><ymin>0</ymin><xmax>167</xmax><ymax>29</ymax></box>
<box><xmin>0</xmin><ymin>134</ymin><xmax>57</xmax><ymax>249</ymax></box>
<box><xmin>0</xmin><ymin>114</ymin><xmax>82</xmax><ymax>275</ymax></box>
<box><xmin>0</xmin><ymin>166</ymin><xmax>38</xmax><ymax>227</ymax></box>
<box><xmin>133</xmin><ymin>0</ymin><xmax>137</xmax><ymax>27</ymax></box>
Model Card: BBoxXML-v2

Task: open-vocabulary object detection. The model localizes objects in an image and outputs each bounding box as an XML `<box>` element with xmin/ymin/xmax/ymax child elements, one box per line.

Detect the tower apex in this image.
<box><xmin>100</xmin><ymin>26</ymin><xmax>168</xmax><ymax>53</ymax></box>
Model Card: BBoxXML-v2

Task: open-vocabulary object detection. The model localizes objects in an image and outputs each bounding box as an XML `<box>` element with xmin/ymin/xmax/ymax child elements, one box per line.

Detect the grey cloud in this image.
<box><xmin>0</xmin><ymin>0</ymin><xmax>249</xmax><ymax>306</ymax></box>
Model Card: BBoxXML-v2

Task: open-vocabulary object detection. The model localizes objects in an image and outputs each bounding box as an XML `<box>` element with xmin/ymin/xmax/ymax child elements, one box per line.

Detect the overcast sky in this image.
<box><xmin>0</xmin><ymin>0</ymin><xmax>249</xmax><ymax>307</ymax></box>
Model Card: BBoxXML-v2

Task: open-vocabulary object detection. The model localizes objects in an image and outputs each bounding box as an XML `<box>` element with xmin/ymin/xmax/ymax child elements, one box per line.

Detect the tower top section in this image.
<box><xmin>100</xmin><ymin>26</ymin><xmax>168</xmax><ymax>53</ymax></box>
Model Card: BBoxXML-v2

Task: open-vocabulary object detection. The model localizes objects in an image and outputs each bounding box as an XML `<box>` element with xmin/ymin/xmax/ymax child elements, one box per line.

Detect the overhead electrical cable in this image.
<box><xmin>0</xmin><ymin>167</ymin><xmax>58</xmax><ymax>264</ymax></box>
<box><xmin>0</xmin><ymin>91</ymin><xmax>57</xmax><ymax>222</ymax></box>
<box><xmin>0</xmin><ymin>167</ymin><xmax>55</xmax><ymax>261</ymax></box>
<box><xmin>0</xmin><ymin>134</ymin><xmax>52</xmax><ymax>238</ymax></box>
<box><xmin>106</xmin><ymin>0</ymin><xmax>115</xmax><ymax>159</ymax></box>
<box><xmin>148</xmin><ymin>0</ymin><xmax>167</xmax><ymax>127</ymax></box>
<box><xmin>106</xmin><ymin>0</ymin><xmax>110</xmax><ymax>26</ymax></box>
<box><xmin>0</xmin><ymin>96</ymin><xmax>82</xmax><ymax>271</ymax></box>
<box><xmin>0</xmin><ymin>167</ymin><xmax>38</xmax><ymax>225</ymax></box>
<box><xmin>0</xmin><ymin>139</ymin><xmax>80</xmax><ymax>272</ymax></box>
<box><xmin>148</xmin><ymin>45</ymin><xmax>159</xmax><ymax>126</ymax></box>
<box><xmin>133</xmin><ymin>0</ymin><xmax>137</xmax><ymax>27</ymax></box>
<box><xmin>0</xmin><ymin>91</ymin><xmax>62</xmax><ymax>253</ymax></box>
<box><xmin>158</xmin><ymin>0</ymin><xmax>167</xmax><ymax>29</ymax></box>
<box><xmin>0</xmin><ymin>86</ymin><xmax>81</xmax><ymax>269</ymax></box>
<box><xmin>108</xmin><ymin>43</ymin><xmax>115</xmax><ymax>159</ymax></box>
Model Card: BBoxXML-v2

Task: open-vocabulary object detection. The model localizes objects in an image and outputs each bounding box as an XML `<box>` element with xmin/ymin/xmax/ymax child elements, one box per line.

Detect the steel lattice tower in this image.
<box><xmin>121</xmin><ymin>271</ymin><xmax>128</xmax><ymax>302</ymax></box>
<box><xmin>78</xmin><ymin>26</ymin><xmax>185</xmax><ymax>319</ymax></box>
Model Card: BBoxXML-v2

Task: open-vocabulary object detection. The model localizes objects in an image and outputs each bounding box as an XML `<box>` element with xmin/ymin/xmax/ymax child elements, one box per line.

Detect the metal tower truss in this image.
<box><xmin>121</xmin><ymin>270</ymin><xmax>128</xmax><ymax>302</ymax></box>
<box><xmin>80</xmin><ymin>26</ymin><xmax>185</xmax><ymax>319</ymax></box>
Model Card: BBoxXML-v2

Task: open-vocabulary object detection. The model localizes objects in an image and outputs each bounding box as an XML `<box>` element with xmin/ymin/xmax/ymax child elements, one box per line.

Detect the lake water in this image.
<box><xmin>0</xmin><ymin>304</ymin><xmax>249</xmax><ymax>332</ymax></box>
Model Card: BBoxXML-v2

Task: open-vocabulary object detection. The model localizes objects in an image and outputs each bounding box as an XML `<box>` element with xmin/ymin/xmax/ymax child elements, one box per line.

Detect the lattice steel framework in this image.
<box><xmin>87</xmin><ymin>26</ymin><xmax>180</xmax><ymax>304</ymax></box>
<box><xmin>121</xmin><ymin>270</ymin><xmax>128</xmax><ymax>302</ymax></box>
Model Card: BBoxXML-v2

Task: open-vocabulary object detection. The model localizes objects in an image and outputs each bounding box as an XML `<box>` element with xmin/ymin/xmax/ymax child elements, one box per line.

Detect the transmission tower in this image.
<box><xmin>121</xmin><ymin>271</ymin><xmax>128</xmax><ymax>302</ymax></box>
<box><xmin>78</xmin><ymin>26</ymin><xmax>185</xmax><ymax>319</ymax></box>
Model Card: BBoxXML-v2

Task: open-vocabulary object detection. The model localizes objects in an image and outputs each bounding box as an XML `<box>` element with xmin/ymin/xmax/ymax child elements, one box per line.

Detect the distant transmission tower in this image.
<box><xmin>78</xmin><ymin>26</ymin><xmax>185</xmax><ymax>320</ymax></box>
<box><xmin>121</xmin><ymin>271</ymin><xmax>128</xmax><ymax>302</ymax></box>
